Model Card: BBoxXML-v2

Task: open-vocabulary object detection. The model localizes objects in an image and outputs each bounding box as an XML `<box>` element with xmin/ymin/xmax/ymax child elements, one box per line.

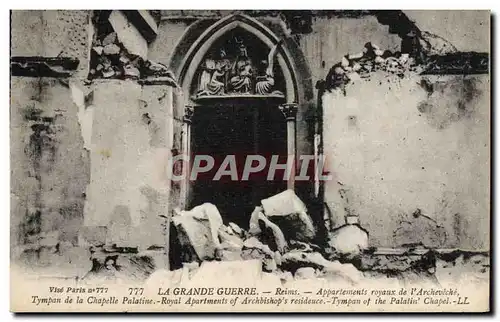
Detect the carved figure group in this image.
<box><xmin>196</xmin><ymin>38</ymin><xmax>283</xmax><ymax>97</ymax></box>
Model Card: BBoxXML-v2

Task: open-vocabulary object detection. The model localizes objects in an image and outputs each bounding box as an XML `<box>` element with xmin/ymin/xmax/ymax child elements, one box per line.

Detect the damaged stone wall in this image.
<box><xmin>81</xmin><ymin>81</ymin><xmax>174</xmax><ymax>250</ymax></box>
<box><xmin>322</xmin><ymin>70</ymin><xmax>489</xmax><ymax>250</ymax></box>
<box><xmin>11</xmin><ymin>10</ymin><xmax>177</xmax><ymax>276</ymax></box>
<box><xmin>11</xmin><ymin>10</ymin><xmax>490</xmax><ymax>280</ymax></box>
<box><xmin>10</xmin><ymin>11</ymin><xmax>93</xmax><ymax>275</ymax></box>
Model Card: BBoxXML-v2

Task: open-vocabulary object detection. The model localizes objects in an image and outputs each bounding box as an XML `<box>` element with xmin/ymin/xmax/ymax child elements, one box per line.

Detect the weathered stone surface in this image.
<box><xmin>326</xmin><ymin>224</ymin><xmax>369</xmax><ymax>257</ymax></box>
<box><xmin>172</xmin><ymin>203</ymin><xmax>223</xmax><ymax>261</ymax></box>
<box><xmin>261</xmin><ymin>190</ymin><xmax>316</xmax><ymax>242</ymax></box>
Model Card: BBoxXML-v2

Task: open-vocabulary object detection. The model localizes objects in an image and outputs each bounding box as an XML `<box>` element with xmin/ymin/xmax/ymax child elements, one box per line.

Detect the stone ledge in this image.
<box><xmin>11</xmin><ymin>57</ymin><xmax>79</xmax><ymax>78</ymax></box>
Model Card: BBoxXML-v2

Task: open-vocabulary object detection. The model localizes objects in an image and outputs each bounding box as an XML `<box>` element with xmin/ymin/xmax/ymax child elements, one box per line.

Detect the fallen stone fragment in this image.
<box><xmin>124</xmin><ymin>64</ymin><xmax>140</xmax><ymax>78</ymax></box>
<box><xmin>102</xmin><ymin>68</ymin><xmax>115</xmax><ymax>78</ymax></box>
<box><xmin>326</xmin><ymin>224</ymin><xmax>369</xmax><ymax>257</ymax></box>
<box><xmin>341</xmin><ymin>56</ymin><xmax>350</xmax><ymax>67</ymax></box>
<box><xmin>172</xmin><ymin>203</ymin><xmax>223</xmax><ymax>261</ymax></box>
<box><xmin>93</xmin><ymin>46</ymin><xmax>104</xmax><ymax>55</ymax></box>
<box><xmin>248</xmin><ymin>206</ymin><xmax>287</xmax><ymax>253</ymax></box>
<box><xmin>103</xmin><ymin>44</ymin><xmax>121</xmax><ymax>55</ymax></box>
<box><xmin>261</xmin><ymin>190</ymin><xmax>316</xmax><ymax>242</ymax></box>
<box><xmin>119</xmin><ymin>55</ymin><xmax>130</xmax><ymax>64</ymax></box>
<box><xmin>102</xmin><ymin>32</ymin><xmax>117</xmax><ymax>46</ymax></box>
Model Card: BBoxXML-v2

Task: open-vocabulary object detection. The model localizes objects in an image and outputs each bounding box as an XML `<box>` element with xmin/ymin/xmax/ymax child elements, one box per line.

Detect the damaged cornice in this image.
<box><xmin>421</xmin><ymin>52</ymin><xmax>489</xmax><ymax>75</ymax></box>
<box><xmin>11</xmin><ymin>57</ymin><xmax>80</xmax><ymax>78</ymax></box>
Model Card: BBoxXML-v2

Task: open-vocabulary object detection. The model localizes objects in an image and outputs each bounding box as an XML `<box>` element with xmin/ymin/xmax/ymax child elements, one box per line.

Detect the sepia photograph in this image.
<box><xmin>8</xmin><ymin>8</ymin><xmax>491</xmax><ymax>313</ymax></box>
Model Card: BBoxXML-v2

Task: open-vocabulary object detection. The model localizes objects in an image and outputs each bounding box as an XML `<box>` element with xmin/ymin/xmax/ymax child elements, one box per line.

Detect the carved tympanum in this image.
<box><xmin>195</xmin><ymin>30</ymin><xmax>285</xmax><ymax>98</ymax></box>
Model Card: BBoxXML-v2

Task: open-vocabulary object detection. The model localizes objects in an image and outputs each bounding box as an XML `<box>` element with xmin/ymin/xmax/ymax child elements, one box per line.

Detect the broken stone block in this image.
<box><xmin>119</xmin><ymin>55</ymin><xmax>130</xmax><ymax>64</ymax></box>
<box><xmin>249</xmin><ymin>206</ymin><xmax>287</xmax><ymax>253</ymax></box>
<box><xmin>102</xmin><ymin>32</ymin><xmax>117</xmax><ymax>46</ymax></box>
<box><xmin>172</xmin><ymin>203</ymin><xmax>223</xmax><ymax>261</ymax></box>
<box><xmin>261</xmin><ymin>190</ymin><xmax>316</xmax><ymax>242</ymax></box>
<box><xmin>103</xmin><ymin>44</ymin><xmax>121</xmax><ymax>55</ymax></box>
<box><xmin>349</xmin><ymin>52</ymin><xmax>364</xmax><ymax>60</ymax></box>
<box><xmin>294</xmin><ymin>267</ymin><xmax>316</xmax><ymax>279</ymax></box>
<box><xmin>102</xmin><ymin>68</ymin><xmax>115</xmax><ymax>78</ymax></box>
<box><xmin>326</xmin><ymin>224</ymin><xmax>368</xmax><ymax>257</ymax></box>
<box><xmin>124</xmin><ymin>64</ymin><xmax>140</xmax><ymax>78</ymax></box>
<box><xmin>341</xmin><ymin>56</ymin><xmax>349</xmax><ymax>68</ymax></box>
<box><xmin>92</xmin><ymin>46</ymin><xmax>104</xmax><ymax>55</ymax></box>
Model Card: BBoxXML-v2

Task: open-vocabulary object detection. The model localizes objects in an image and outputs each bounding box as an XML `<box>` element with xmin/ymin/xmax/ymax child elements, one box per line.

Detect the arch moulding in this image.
<box><xmin>173</xmin><ymin>13</ymin><xmax>301</xmax><ymax>105</ymax></box>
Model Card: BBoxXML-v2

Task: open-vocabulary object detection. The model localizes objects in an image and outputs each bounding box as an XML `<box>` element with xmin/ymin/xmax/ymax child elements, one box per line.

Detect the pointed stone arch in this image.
<box><xmin>172</xmin><ymin>14</ymin><xmax>302</xmax><ymax>104</ymax></box>
<box><xmin>167</xmin><ymin>13</ymin><xmax>317</xmax><ymax>210</ymax></box>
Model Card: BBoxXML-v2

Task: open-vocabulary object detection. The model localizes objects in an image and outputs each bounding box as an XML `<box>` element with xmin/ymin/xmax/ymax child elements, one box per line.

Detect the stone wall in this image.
<box><xmin>322</xmin><ymin>71</ymin><xmax>490</xmax><ymax>250</ymax></box>
<box><xmin>10</xmin><ymin>10</ymin><xmax>176</xmax><ymax>274</ymax></box>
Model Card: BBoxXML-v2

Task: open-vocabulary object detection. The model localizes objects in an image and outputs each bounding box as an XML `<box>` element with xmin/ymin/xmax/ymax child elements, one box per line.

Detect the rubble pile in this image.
<box><xmin>88</xmin><ymin>29</ymin><xmax>178</xmax><ymax>86</ymax></box>
<box><xmin>89</xmin><ymin>31</ymin><xmax>142</xmax><ymax>80</ymax></box>
<box><xmin>169</xmin><ymin>189</ymin><xmax>367</xmax><ymax>285</ymax></box>
<box><xmin>80</xmin><ymin>189</ymin><xmax>488</xmax><ymax>288</ymax></box>
<box><xmin>326</xmin><ymin>42</ymin><xmax>424</xmax><ymax>92</ymax></box>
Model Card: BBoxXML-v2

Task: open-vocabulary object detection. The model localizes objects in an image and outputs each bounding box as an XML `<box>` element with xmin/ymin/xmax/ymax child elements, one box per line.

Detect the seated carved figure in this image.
<box><xmin>256</xmin><ymin>40</ymin><xmax>282</xmax><ymax>95</ymax></box>
<box><xmin>198</xmin><ymin>59</ymin><xmax>227</xmax><ymax>96</ymax></box>
<box><xmin>230</xmin><ymin>58</ymin><xmax>252</xmax><ymax>93</ymax></box>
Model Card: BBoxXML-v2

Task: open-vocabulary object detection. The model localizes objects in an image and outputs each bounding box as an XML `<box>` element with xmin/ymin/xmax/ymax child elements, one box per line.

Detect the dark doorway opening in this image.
<box><xmin>190</xmin><ymin>102</ymin><xmax>287</xmax><ymax>229</ymax></box>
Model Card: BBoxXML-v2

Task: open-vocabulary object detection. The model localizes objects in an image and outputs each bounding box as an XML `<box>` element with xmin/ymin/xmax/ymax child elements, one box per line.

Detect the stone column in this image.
<box><xmin>180</xmin><ymin>105</ymin><xmax>194</xmax><ymax>209</ymax></box>
<box><xmin>279</xmin><ymin>103</ymin><xmax>298</xmax><ymax>190</ymax></box>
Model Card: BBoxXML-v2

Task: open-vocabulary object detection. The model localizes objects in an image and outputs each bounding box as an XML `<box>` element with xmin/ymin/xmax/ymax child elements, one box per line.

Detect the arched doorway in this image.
<box><xmin>169</xmin><ymin>14</ymin><xmax>314</xmax><ymax>227</ymax></box>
